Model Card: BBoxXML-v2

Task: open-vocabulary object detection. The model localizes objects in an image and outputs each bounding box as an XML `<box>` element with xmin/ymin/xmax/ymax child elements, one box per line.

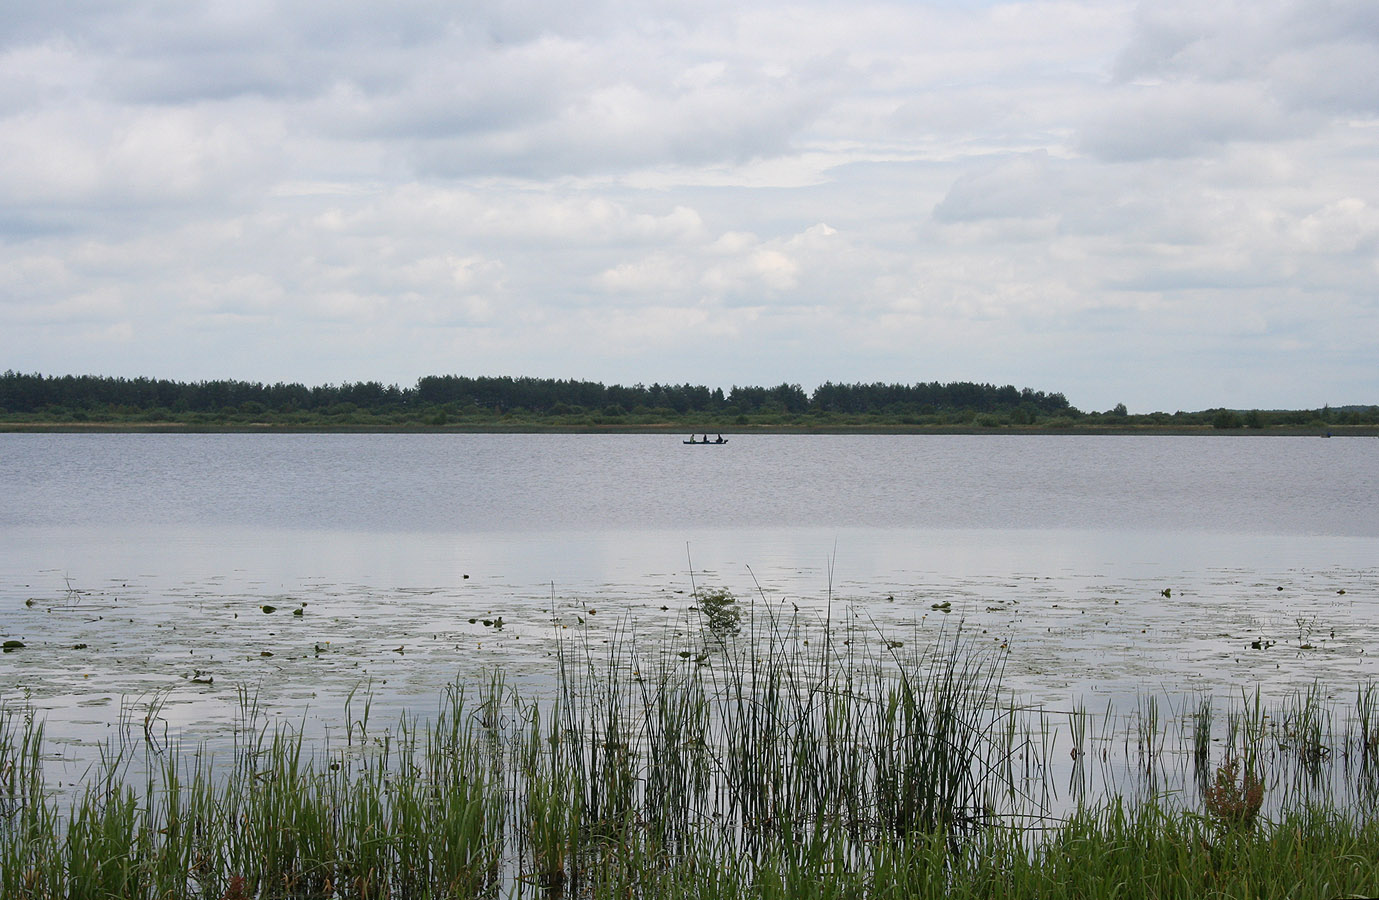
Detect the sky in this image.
<box><xmin>2</xmin><ymin>1</ymin><xmax>1377</xmax><ymax>413</ymax></box>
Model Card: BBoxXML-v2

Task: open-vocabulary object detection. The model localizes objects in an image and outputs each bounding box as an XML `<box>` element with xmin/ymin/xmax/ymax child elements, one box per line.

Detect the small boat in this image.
<box><xmin>684</xmin><ymin>435</ymin><xmax>729</xmax><ymax>445</ymax></box>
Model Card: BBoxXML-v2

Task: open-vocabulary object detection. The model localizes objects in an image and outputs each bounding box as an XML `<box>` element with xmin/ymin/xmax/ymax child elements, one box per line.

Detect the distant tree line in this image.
<box><xmin>0</xmin><ymin>371</ymin><xmax>1072</xmax><ymax>418</ymax></box>
<box><xmin>3</xmin><ymin>370</ymin><xmax>1374</xmax><ymax>429</ymax></box>
<box><xmin>0</xmin><ymin>372</ymin><xmax>408</xmax><ymax>414</ymax></box>
<box><xmin>810</xmin><ymin>381</ymin><xmax>1071</xmax><ymax>416</ymax></box>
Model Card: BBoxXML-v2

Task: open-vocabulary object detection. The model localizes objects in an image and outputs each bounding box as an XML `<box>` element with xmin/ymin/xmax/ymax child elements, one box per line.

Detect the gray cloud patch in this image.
<box><xmin>1079</xmin><ymin>82</ymin><xmax>1317</xmax><ymax>161</ymax></box>
<box><xmin>932</xmin><ymin>154</ymin><xmax>1072</xmax><ymax>223</ymax></box>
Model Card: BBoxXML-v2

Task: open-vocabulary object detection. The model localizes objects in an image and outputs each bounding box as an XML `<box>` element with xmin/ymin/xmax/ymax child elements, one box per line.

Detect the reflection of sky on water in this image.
<box><xmin>8</xmin><ymin>522</ymin><xmax>1376</xmax><ymax>585</ymax></box>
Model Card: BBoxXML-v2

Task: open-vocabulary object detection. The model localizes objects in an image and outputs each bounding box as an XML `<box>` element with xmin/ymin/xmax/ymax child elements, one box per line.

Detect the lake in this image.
<box><xmin>2</xmin><ymin>432</ymin><xmax>1377</xmax><ymax>760</ymax></box>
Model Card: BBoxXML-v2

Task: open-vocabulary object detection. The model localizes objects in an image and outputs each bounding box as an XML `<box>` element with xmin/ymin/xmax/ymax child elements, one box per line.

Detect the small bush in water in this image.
<box><xmin>695</xmin><ymin>587</ymin><xmax>740</xmax><ymax>639</ymax></box>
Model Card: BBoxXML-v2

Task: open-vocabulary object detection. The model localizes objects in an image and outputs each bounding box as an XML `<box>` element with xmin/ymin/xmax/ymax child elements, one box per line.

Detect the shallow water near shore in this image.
<box><xmin>2</xmin><ymin>433</ymin><xmax>1377</xmax><ymax>782</ymax></box>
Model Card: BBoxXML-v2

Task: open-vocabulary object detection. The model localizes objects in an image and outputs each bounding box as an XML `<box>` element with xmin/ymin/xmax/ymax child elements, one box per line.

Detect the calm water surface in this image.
<box><xmin>5</xmin><ymin>432</ymin><xmax>1377</xmax><ymax>533</ymax></box>
<box><xmin>2</xmin><ymin>433</ymin><xmax>1377</xmax><ymax>756</ymax></box>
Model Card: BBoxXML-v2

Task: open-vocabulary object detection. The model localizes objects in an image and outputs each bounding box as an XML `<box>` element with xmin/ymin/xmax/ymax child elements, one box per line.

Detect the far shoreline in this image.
<box><xmin>3</xmin><ymin>421</ymin><xmax>1375</xmax><ymax>437</ymax></box>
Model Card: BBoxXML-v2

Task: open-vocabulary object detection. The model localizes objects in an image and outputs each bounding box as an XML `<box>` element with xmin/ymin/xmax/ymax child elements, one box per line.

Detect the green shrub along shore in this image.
<box><xmin>3</xmin><ymin>371</ymin><xmax>1376</xmax><ymax>433</ymax></box>
<box><xmin>5</xmin><ymin>606</ymin><xmax>1379</xmax><ymax>899</ymax></box>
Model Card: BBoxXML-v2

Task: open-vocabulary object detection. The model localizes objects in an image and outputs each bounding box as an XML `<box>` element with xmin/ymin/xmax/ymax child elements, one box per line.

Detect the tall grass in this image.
<box><xmin>4</xmin><ymin>610</ymin><xmax>1379</xmax><ymax>898</ymax></box>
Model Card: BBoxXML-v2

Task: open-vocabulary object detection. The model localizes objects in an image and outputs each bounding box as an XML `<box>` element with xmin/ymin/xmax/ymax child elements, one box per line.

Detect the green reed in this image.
<box><xmin>4</xmin><ymin>611</ymin><xmax>1379</xmax><ymax>898</ymax></box>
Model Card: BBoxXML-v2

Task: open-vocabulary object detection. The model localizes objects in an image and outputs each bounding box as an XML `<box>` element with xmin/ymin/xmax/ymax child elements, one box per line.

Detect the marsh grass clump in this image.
<box><xmin>1203</xmin><ymin>756</ymin><xmax>1265</xmax><ymax>831</ymax></box>
<box><xmin>1191</xmin><ymin>696</ymin><xmax>1213</xmax><ymax>777</ymax></box>
<box><xmin>1352</xmin><ymin>683</ymin><xmax>1379</xmax><ymax>795</ymax></box>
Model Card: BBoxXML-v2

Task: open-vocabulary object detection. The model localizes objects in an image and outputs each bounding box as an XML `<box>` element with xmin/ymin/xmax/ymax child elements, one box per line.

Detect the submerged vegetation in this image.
<box><xmin>4</xmin><ymin>370</ymin><xmax>1375</xmax><ymax>432</ymax></box>
<box><xmin>5</xmin><ymin>611</ymin><xmax>1379</xmax><ymax>899</ymax></box>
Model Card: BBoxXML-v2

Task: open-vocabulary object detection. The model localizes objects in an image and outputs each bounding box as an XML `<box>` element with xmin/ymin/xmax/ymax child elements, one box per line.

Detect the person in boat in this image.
<box><xmin>715</xmin><ymin>434</ymin><xmax>724</xmax><ymax>443</ymax></box>
<box><xmin>702</xmin><ymin>434</ymin><xmax>709</xmax><ymax>443</ymax></box>
<box><xmin>687</xmin><ymin>434</ymin><xmax>698</xmax><ymax>443</ymax></box>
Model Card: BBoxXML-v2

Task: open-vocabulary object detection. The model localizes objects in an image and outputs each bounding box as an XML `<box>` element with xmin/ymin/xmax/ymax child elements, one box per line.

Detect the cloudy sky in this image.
<box><xmin>3</xmin><ymin>1</ymin><xmax>1376</xmax><ymax>412</ymax></box>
